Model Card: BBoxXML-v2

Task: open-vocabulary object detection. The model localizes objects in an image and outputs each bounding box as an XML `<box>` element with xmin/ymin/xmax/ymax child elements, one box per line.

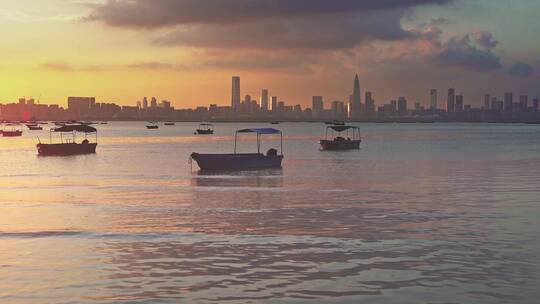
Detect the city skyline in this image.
<box><xmin>2</xmin><ymin>74</ymin><xmax>539</xmax><ymax>123</ymax></box>
<box><xmin>0</xmin><ymin>1</ymin><xmax>539</xmax><ymax>108</ymax></box>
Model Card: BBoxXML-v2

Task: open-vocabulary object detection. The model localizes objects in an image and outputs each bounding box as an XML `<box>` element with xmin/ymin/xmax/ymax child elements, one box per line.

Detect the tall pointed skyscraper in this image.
<box><xmin>350</xmin><ymin>74</ymin><xmax>361</xmax><ymax>119</ymax></box>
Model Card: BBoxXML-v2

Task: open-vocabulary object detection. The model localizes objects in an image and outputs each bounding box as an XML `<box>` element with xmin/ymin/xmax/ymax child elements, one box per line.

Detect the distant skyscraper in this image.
<box><xmin>397</xmin><ymin>97</ymin><xmax>407</xmax><ymax>115</ymax></box>
<box><xmin>231</xmin><ymin>76</ymin><xmax>241</xmax><ymax>112</ymax></box>
<box><xmin>430</xmin><ymin>89</ymin><xmax>437</xmax><ymax>110</ymax></box>
<box><xmin>504</xmin><ymin>92</ymin><xmax>513</xmax><ymax>111</ymax></box>
<box><xmin>260</xmin><ymin>89</ymin><xmax>269</xmax><ymax>111</ymax></box>
<box><xmin>455</xmin><ymin>95</ymin><xmax>463</xmax><ymax>112</ymax></box>
<box><xmin>519</xmin><ymin>95</ymin><xmax>528</xmax><ymax>110</ymax></box>
<box><xmin>312</xmin><ymin>96</ymin><xmax>324</xmax><ymax>119</ymax></box>
<box><xmin>447</xmin><ymin>88</ymin><xmax>455</xmax><ymax>113</ymax></box>
<box><xmin>484</xmin><ymin>94</ymin><xmax>490</xmax><ymax>110</ymax></box>
<box><xmin>150</xmin><ymin>97</ymin><xmax>157</xmax><ymax>108</ymax></box>
<box><xmin>143</xmin><ymin>97</ymin><xmax>148</xmax><ymax>109</ymax></box>
<box><xmin>331</xmin><ymin>101</ymin><xmax>345</xmax><ymax>119</ymax></box>
<box><xmin>390</xmin><ymin>100</ymin><xmax>397</xmax><ymax>113</ymax></box>
<box><xmin>533</xmin><ymin>98</ymin><xmax>539</xmax><ymax>112</ymax></box>
<box><xmin>491</xmin><ymin>97</ymin><xmax>498</xmax><ymax>112</ymax></box>
<box><xmin>271</xmin><ymin>96</ymin><xmax>278</xmax><ymax>113</ymax></box>
<box><xmin>365</xmin><ymin>92</ymin><xmax>375</xmax><ymax>118</ymax></box>
<box><xmin>350</xmin><ymin>74</ymin><xmax>361</xmax><ymax>118</ymax></box>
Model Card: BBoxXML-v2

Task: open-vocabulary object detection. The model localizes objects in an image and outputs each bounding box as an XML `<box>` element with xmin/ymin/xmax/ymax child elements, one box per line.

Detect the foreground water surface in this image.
<box><xmin>0</xmin><ymin>122</ymin><xmax>539</xmax><ymax>303</ymax></box>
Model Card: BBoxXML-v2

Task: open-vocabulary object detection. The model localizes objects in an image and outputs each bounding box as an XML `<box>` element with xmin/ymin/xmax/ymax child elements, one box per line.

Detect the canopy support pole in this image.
<box><xmin>280</xmin><ymin>132</ymin><xmax>283</xmax><ymax>155</ymax></box>
<box><xmin>234</xmin><ymin>131</ymin><xmax>238</xmax><ymax>154</ymax></box>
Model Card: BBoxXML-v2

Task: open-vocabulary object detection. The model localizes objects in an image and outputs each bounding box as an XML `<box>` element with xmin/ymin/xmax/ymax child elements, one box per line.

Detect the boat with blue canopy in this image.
<box><xmin>190</xmin><ymin>128</ymin><xmax>284</xmax><ymax>171</ymax></box>
<box><xmin>320</xmin><ymin>125</ymin><xmax>361</xmax><ymax>150</ymax></box>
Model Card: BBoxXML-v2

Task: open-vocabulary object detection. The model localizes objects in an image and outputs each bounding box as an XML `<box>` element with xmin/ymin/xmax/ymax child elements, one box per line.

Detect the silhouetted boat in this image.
<box><xmin>2</xmin><ymin>123</ymin><xmax>23</xmax><ymax>137</ymax></box>
<box><xmin>146</xmin><ymin>122</ymin><xmax>159</xmax><ymax>129</ymax></box>
<box><xmin>270</xmin><ymin>121</ymin><xmax>280</xmax><ymax>125</ymax></box>
<box><xmin>100</xmin><ymin>122</ymin><xmax>108</xmax><ymax>124</ymax></box>
<box><xmin>190</xmin><ymin>128</ymin><xmax>283</xmax><ymax>171</ymax></box>
<box><xmin>26</xmin><ymin>123</ymin><xmax>43</xmax><ymax>130</ymax></box>
<box><xmin>196</xmin><ymin>123</ymin><xmax>214</xmax><ymax>134</ymax></box>
<box><xmin>164</xmin><ymin>122</ymin><xmax>175</xmax><ymax>126</ymax></box>
<box><xmin>320</xmin><ymin>125</ymin><xmax>361</xmax><ymax>150</ymax></box>
<box><xmin>36</xmin><ymin>124</ymin><xmax>97</xmax><ymax>156</ymax></box>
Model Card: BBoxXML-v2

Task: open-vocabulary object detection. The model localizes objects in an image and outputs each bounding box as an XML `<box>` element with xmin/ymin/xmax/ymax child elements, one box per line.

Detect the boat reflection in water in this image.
<box><xmin>320</xmin><ymin>125</ymin><xmax>361</xmax><ymax>151</ymax></box>
<box><xmin>192</xmin><ymin>169</ymin><xmax>283</xmax><ymax>188</ymax></box>
<box><xmin>36</xmin><ymin>124</ymin><xmax>97</xmax><ymax>156</ymax></box>
<box><xmin>190</xmin><ymin>128</ymin><xmax>283</xmax><ymax>171</ymax></box>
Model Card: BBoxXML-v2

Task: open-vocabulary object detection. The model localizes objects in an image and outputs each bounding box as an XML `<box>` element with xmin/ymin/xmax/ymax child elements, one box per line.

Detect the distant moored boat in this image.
<box><xmin>319</xmin><ymin>125</ymin><xmax>361</xmax><ymax>151</ymax></box>
<box><xmin>196</xmin><ymin>123</ymin><xmax>214</xmax><ymax>134</ymax></box>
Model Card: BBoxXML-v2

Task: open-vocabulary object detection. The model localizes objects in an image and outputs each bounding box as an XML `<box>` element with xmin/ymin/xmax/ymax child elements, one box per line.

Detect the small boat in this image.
<box><xmin>190</xmin><ymin>128</ymin><xmax>284</xmax><ymax>171</ymax></box>
<box><xmin>26</xmin><ymin>124</ymin><xmax>43</xmax><ymax>130</ymax></box>
<box><xmin>36</xmin><ymin>124</ymin><xmax>97</xmax><ymax>156</ymax></box>
<box><xmin>100</xmin><ymin>122</ymin><xmax>108</xmax><ymax>125</ymax></box>
<box><xmin>2</xmin><ymin>123</ymin><xmax>23</xmax><ymax>137</ymax></box>
<box><xmin>146</xmin><ymin>122</ymin><xmax>159</xmax><ymax>129</ymax></box>
<box><xmin>320</xmin><ymin>125</ymin><xmax>361</xmax><ymax>151</ymax></box>
<box><xmin>196</xmin><ymin>123</ymin><xmax>214</xmax><ymax>134</ymax></box>
<box><xmin>164</xmin><ymin>122</ymin><xmax>175</xmax><ymax>126</ymax></box>
<box><xmin>270</xmin><ymin>121</ymin><xmax>280</xmax><ymax>125</ymax></box>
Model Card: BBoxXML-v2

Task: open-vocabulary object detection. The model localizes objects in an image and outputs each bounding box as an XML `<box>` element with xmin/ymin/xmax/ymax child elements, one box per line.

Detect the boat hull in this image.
<box><xmin>320</xmin><ymin>139</ymin><xmax>361</xmax><ymax>151</ymax></box>
<box><xmin>2</xmin><ymin>131</ymin><xmax>22</xmax><ymax>137</ymax></box>
<box><xmin>191</xmin><ymin>153</ymin><xmax>283</xmax><ymax>171</ymax></box>
<box><xmin>37</xmin><ymin>143</ymin><xmax>97</xmax><ymax>156</ymax></box>
<box><xmin>196</xmin><ymin>129</ymin><xmax>214</xmax><ymax>134</ymax></box>
<box><xmin>146</xmin><ymin>126</ymin><xmax>158</xmax><ymax>129</ymax></box>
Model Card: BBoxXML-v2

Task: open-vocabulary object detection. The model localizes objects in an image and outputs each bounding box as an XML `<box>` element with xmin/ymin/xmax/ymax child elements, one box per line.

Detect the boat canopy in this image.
<box><xmin>53</xmin><ymin>124</ymin><xmax>97</xmax><ymax>133</ymax></box>
<box><xmin>237</xmin><ymin>128</ymin><xmax>281</xmax><ymax>134</ymax></box>
<box><xmin>328</xmin><ymin>125</ymin><xmax>359</xmax><ymax>132</ymax></box>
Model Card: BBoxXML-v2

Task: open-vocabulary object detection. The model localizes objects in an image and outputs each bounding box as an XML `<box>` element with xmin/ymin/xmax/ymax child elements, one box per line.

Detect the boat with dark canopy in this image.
<box><xmin>2</xmin><ymin>123</ymin><xmax>23</xmax><ymax>137</ymax></box>
<box><xmin>320</xmin><ymin>125</ymin><xmax>361</xmax><ymax>151</ymax></box>
<box><xmin>190</xmin><ymin>128</ymin><xmax>283</xmax><ymax>171</ymax></box>
<box><xmin>36</xmin><ymin>124</ymin><xmax>97</xmax><ymax>156</ymax></box>
<box><xmin>196</xmin><ymin>123</ymin><xmax>214</xmax><ymax>134</ymax></box>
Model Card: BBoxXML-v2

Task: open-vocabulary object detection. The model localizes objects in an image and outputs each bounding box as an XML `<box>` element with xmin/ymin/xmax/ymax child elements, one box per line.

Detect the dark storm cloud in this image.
<box><xmin>507</xmin><ymin>62</ymin><xmax>535</xmax><ymax>78</ymax></box>
<box><xmin>86</xmin><ymin>0</ymin><xmax>452</xmax><ymax>29</ymax></box>
<box><xmin>433</xmin><ymin>32</ymin><xmax>502</xmax><ymax>71</ymax></box>
<box><xmin>155</xmin><ymin>10</ymin><xmax>410</xmax><ymax>50</ymax></box>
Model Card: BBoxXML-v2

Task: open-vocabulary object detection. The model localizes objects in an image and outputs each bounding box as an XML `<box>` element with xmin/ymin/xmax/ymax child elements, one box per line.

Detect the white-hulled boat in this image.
<box><xmin>190</xmin><ymin>128</ymin><xmax>283</xmax><ymax>171</ymax></box>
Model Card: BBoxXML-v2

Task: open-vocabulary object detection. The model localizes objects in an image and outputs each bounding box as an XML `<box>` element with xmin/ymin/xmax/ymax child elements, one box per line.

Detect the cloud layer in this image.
<box><xmin>86</xmin><ymin>0</ymin><xmax>451</xmax><ymax>28</ymax></box>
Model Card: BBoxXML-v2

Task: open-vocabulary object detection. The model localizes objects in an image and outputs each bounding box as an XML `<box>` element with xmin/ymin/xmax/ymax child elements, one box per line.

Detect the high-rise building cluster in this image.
<box><xmin>1</xmin><ymin>76</ymin><xmax>539</xmax><ymax>122</ymax></box>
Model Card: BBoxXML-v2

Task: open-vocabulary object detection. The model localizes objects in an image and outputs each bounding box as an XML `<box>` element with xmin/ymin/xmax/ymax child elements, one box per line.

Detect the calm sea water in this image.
<box><xmin>1</xmin><ymin>122</ymin><xmax>539</xmax><ymax>303</ymax></box>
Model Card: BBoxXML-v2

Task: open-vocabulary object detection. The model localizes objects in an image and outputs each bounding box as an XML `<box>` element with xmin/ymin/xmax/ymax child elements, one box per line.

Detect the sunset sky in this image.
<box><xmin>0</xmin><ymin>0</ymin><xmax>539</xmax><ymax>108</ymax></box>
